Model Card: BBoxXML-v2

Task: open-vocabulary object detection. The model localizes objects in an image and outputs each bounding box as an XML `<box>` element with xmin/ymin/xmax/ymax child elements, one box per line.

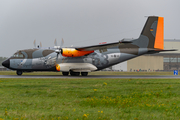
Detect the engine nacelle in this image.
<box><xmin>61</xmin><ymin>48</ymin><xmax>94</xmax><ymax>57</ymax></box>
<box><xmin>56</xmin><ymin>63</ymin><xmax>97</xmax><ymax>72</ymax></box>
<box><xmin>56</xmin><ymin>64</ymin><xmax>60</xmax><ymax>71</ymax></box>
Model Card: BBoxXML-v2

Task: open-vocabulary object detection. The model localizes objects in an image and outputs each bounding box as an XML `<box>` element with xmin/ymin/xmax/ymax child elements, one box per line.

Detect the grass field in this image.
<box><xmin>0</xmin><ymin>71</ymin><xmax>175</xmax><ymax>76</ymax></box>
<box><xmin>0</xmin><ymin>78</ymin><xmax>180</xmax><ymax>120</ymax></box>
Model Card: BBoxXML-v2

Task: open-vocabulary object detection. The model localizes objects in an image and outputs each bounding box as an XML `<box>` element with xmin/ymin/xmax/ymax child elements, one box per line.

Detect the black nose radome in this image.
<box><xmin>2</xmin><ymin>59</ymin><xmax>10</xmax><ymax>68</ymax></box>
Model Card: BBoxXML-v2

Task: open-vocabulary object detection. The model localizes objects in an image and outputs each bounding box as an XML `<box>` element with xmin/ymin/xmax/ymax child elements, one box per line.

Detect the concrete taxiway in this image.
<box><xmin>0</xmin><ymin>75</ymin><xmax>180</xmax><ymax>79</ymax></box>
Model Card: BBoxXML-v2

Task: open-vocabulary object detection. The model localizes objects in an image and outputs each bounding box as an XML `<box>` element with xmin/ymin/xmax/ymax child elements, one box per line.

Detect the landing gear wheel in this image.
<box><xmin>70</xmin><ymin>71</ymin><xmax>80</xmax><ymax>76</ymax></box>
<box><xmin>74</xmin><ymin>72</ymin><xmax>80</xmax><ymax>76</ymax></box>
<box><xmin>62</xmin><ymin>72</ymin><xmax>69</xmax><ymax>76</ymax></box>
<box><xmin>81</xmin><ymin>72</ymin><xmax>88</xmax><ymax>76</ymax></box>
<box><xmin>16</xmin><ymin>70</ymin><xmax>23</xmax><ymax>76</ymax></box>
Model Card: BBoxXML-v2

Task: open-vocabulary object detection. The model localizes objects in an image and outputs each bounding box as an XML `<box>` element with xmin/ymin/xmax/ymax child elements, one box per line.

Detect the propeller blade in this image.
<box><xmin>54</xmin><ymin>39</ymin><xmax>57</xmax><ymax>46</ymax></box>
<box><xmin>40</xmin><ymin>42</ymin><xmax>42</xmax><ymax>48</ymax></box>
<box><xmin>33</xmin><ymin>39</ymin><xmax>36</xmax><ymax>48</ymax></box>
<box><xmin>57</xmin><ymin>53</ymin><xmax>59</xmax><ymax>59</ymax></box>
<box><xmin>60</xmin><ymin>38</ymin><xmax>64</xmax><ymax>48</ymax></box>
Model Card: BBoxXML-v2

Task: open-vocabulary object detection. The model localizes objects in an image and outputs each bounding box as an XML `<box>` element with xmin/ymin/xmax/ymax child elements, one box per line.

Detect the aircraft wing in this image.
<box><xmin>75</xmin><ymin>40</ymin><xmax>132</xmax><ymax>51</ymax></box>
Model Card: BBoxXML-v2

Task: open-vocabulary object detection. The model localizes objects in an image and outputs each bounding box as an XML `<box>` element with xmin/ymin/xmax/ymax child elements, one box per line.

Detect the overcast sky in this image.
<box><xmin>0</xmin><ymin>0</ymin><xmax>180</xmax><ymax>57</ymax></box>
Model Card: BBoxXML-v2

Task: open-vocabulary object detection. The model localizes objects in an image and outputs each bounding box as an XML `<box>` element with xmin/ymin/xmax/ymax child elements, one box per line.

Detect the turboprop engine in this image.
<box><xmin>61</xmin><ymin>48</ymin><xmax>94</xmax><ymax>57</ymax></box>
<box><xmin>54</xmin><ymin>39</ymin><xmax>94</xmax><ymax>57</ymax></box>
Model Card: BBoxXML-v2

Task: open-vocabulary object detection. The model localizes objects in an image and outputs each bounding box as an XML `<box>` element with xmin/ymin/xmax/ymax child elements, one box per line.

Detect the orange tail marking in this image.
<box><xmin>154</xmin><ymin>17</ymin><xmax>164</xmax><ymax>49</ymax></box>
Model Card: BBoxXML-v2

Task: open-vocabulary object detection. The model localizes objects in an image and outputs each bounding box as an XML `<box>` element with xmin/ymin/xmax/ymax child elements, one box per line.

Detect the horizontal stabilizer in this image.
<box><xmin>157</xmin><ymin>49</ymin><xmax>177</xmax><ymax>52</ymax></box>
<box><xmin>147</xmin><ymin>49</ymin><xmax>177</xmax><ymax>54</ymax></box>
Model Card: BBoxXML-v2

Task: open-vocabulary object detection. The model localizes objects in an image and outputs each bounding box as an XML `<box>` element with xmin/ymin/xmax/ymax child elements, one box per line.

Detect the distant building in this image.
<box><xmin>113</xmin><ymin>61</ymin><xmax>127</xmax><ymax>71</ymax></box>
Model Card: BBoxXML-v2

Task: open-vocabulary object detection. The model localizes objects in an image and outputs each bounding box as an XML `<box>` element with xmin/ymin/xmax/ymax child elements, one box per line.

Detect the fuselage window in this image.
<box><xmin>13</xmin><ymin>54</ymin><xmax>18</xmax><ymax>57</ymax></box>
<box><xmin>13</xmin><ymin>53</ymin><xmax>24</xmax><ymax>58</ymax></box>
<box><xmin>19</xmin><ymin>54</ymin><xmax>23</xmax><ymax>57</ymax></box>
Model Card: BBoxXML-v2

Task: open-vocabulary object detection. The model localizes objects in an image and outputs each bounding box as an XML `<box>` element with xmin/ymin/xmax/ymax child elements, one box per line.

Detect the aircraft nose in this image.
<box><xmin>2</xmin><ymin>59</ymin><xmax>10</xmax><ymax>68</ymax></box>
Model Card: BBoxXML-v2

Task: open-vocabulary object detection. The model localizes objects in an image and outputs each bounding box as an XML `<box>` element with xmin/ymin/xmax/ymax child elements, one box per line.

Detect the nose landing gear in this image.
<box><xmin>16</xmin><ymin>70</ymin><xmax>23</xmax><ymax>76</ymax></box>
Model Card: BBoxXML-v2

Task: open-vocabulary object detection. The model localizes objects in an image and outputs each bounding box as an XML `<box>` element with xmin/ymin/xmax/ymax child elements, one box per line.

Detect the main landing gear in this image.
<box><xmin>70</xmin><ymin>71</ymin><xmax>80</xmax><ymax>76</ymax></box>
<box><xmin>62</xmin><ymin>72</ymin><xmax>88</xmax><ymax>76</ymax></box>
<box><xmin>16</xmin><ymin>70</ymin><xmax>23</xmax><ymax>76</ymax></box>
<box><xmin>81</xmin><ymin>72</ymin><xmax>88</xmax><ymax>76</ymax></box>
<box><xmin>62</xmin><ymin>72</ymin><xmax>69</xmax><ymax>76</ymax></box>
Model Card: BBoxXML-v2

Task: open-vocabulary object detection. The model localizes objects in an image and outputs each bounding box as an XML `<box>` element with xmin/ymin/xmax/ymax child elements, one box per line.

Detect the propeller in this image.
<box><xmin>54</xmin><ymin>38</ymin><xmax>64</xmax><ymax>58</ymax></box>
<box><xmin>54</xmin><ymin>38</ymin><xmax>64</xmax><ymax>53</ymax></box>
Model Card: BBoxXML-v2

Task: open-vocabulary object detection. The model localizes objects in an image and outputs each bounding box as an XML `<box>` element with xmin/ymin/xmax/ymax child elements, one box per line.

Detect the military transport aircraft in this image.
<box><xmin>2</xmin><ymin>16</ymin><xmax>173</xmax><ymax>76</ymax></box>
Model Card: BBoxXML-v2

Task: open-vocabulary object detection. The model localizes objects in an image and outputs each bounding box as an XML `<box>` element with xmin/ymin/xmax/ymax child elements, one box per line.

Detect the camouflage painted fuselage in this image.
<box><xmin>3</xmin><ymin>16</ymin><xmax>165</xmax><ymax>74</ymax></box>
<box><xmin>8</xmin><ymin>44</ymin><xmax>148</xmax><ymax>72</ymax></box>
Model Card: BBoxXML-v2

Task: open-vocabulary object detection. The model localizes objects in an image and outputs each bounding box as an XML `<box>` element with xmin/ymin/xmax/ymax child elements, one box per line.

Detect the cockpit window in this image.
<box><xmin>12</xmin><ymin>52</ymin><xmax>24</xmax><ymax>58</ymax></box>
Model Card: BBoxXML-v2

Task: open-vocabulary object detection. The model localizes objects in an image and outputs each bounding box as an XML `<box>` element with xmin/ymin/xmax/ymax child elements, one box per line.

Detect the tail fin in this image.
<box><xmin>135</xmin><ymin>16</ymin><xmax>164</xmax><ymax>49</ymax></box>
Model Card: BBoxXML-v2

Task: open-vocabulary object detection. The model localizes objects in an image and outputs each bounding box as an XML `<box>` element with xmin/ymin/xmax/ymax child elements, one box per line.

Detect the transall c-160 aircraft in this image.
<box><xmin>2</xmin><ymin>16</ymin><xmax>175</xmax><ymax>76</ymax></box>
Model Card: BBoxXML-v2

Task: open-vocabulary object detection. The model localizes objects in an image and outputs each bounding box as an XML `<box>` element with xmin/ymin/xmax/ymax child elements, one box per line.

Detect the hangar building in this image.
<box><xmin>111</xmin><ymin>39</ymin><xmax>180</xmax><ymax>71</ymax></box>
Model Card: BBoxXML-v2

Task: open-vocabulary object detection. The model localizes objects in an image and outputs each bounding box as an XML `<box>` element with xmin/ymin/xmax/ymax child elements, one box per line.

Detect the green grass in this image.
<box><xmin>0</xmin><ymin>78</ymin><xmax>180</xmax><ymax>120</ymax></box>
<box><xmin>0</xmin><ymin>71</ymin><xmax>175</xmax><ymax>76</ymax></box>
